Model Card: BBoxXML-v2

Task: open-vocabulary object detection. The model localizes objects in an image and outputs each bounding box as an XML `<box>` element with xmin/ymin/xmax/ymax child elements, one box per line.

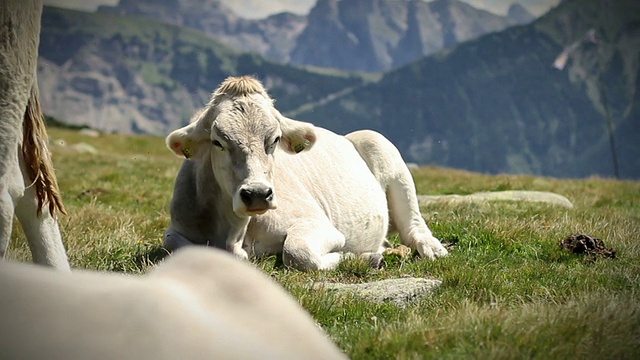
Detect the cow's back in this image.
<box><xmin>0</xmin><ymin>248</ymin><xmax>346</xmax><ymax>359</ymax></box>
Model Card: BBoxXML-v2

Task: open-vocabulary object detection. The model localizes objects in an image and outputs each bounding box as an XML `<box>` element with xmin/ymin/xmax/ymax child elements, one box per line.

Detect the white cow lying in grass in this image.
<box><xmin>165</xmin><ymin>76</ymin><xmax>448</xmax><ymax>270</ymax></box>
<box><xmin>0</xmin><ymin>247</ymin><xmax>346</xmax><ymax>359</ymax></box>
<box><xmin>0</xmin><ymin>0</ymin><xmax>69</xmax><ymax>270</ymax></box>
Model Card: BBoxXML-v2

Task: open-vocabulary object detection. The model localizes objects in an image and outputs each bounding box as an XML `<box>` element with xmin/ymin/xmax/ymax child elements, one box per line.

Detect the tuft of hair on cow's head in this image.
<box><xmin>166</xmin><ymin>76</ymin><xmax>316</xmax><ymax>160</ymax></box>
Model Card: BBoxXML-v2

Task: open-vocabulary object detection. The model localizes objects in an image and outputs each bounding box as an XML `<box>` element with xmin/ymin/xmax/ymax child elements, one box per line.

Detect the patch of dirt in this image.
<box><xmin>382</xmin><ymin>237</ymin><xmax>457</xmax><ymax>260</ymax></box>
<box><xmin>384</xmin><ymin>244</ymin><xmax>412</xmax><ymax>258</ymax></box>
<box><xmin>560</xmin><ymin>233</ymin><xmax>616</xmax><ymax>261</ymax></box>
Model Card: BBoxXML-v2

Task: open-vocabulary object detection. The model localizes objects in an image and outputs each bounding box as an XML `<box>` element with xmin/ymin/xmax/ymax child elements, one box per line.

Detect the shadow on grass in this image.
<box><xmin>133</xmin><ymin>244</ymin><xmax>171</xmax><ymax>271</ymax></box>
<box><xmin>71</xmin><ymin>243</ymin><xmax>170</xmax><ymax>273</ymax></box>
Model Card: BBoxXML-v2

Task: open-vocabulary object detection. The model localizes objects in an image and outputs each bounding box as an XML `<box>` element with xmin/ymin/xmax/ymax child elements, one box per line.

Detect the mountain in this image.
<box><xmin>37</xmin><ymin>6</ymin><xmax>365</xmax><ymax>134</ymax></box>
<box><xmin>97</xmin><ymin>0</ymin><xmax>531</xmax><ymax>73</ymax></box>
<box><xmin>292</xmin><ymin>0</ymin><xmax>522</xmax><ymax>72</ymax></box>
<box><xmin>39</xmin><ymin>0</ymin><xmax>638</xmax><ymax>178</ymax></box>
<box><xmin>293</xmin><ymin>0</ymin><xmax>640</xmax><ymax>178</ymax></box>
<box><xmin>97</xmin><ymin>0</ymin><xmax>307</xmax><ymax>64</ymax></box>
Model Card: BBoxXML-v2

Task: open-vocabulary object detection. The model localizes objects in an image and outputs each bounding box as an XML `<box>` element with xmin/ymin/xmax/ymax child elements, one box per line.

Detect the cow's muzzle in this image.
<box><xmin>238</xmin><ymin>184</ymin><xmax>276</xmax><ymax>215</ymax></box>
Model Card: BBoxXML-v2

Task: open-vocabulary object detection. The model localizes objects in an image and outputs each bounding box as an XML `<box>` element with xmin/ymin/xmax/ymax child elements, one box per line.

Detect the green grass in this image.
<box><xmin>9</xmin><ymin>127</ymin><xmax>640</xmax><ymax>358</ymax></box>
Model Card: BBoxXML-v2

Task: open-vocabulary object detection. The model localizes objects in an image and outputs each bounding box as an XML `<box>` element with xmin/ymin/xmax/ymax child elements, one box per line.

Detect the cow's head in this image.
<box><xmin>166</xmin><ymin>76</ymin><xmax>316</xmax><ymax>217</ymax></box>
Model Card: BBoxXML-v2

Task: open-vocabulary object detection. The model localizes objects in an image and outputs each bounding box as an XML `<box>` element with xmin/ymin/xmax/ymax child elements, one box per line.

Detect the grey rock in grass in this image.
<box><xmin>69</xmin><ymin>142</ymin><xmax>99</xmax><ymax>154</ymax></box>
<box><xmin>418</xmin><ymin>190</ymin><xmax>574</xmax><ymax>208</ymax></box>
<box><xmin>314</xmin><ymin>278</ymin><xmax>441</xmax><ymax>307</ymax></box>
<box><xmin>79</xmin><ymin>129</ymin><xmax>101</xmax><ymax>138</ymax></box>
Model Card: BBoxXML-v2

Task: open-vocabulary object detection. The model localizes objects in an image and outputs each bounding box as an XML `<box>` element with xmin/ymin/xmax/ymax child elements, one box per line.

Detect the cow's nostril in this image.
<box><xmin>264</xmin><ymin>188</ymin><xmax>273</xmax><ymax>201</ymax></box>
<box><xmin>240</xmin><ymin>189</ymin><xmax>253</xmax><ymax>206</ymax></box>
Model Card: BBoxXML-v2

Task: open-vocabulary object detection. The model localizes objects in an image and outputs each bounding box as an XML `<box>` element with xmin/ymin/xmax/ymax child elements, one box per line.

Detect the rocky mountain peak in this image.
<box><xmin>97</xmin><ymin>0</ymin><xmax>529</xmax><ymax>73</ymax></box>
<box><xmin>290</xmin><ymin>0</ymin><xmax>516</xmax><ymax>72</ymax></box>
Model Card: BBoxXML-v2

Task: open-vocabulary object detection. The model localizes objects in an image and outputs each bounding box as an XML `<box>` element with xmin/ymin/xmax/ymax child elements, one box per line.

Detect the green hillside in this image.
<box><xmin>296</xmin><ymin>0</ymin><xmax>640</xmax><ymax>179</ymax></box>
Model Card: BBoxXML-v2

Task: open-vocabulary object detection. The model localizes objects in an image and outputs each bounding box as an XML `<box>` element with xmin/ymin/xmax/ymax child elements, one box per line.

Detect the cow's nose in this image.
<box><xmin>240</xmin><ymin>186</ymin><xmax>274</xmax><ymax>211</ymax></box>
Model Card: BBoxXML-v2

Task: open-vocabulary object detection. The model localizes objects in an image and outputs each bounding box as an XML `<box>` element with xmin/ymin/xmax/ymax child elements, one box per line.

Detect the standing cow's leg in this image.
<box><xmin>282</xmin><ymin>219</ymin><xmax>346</xmax><ymax>271</ymax></box>
<box><xmin>0</xmin><ymin>143</ymin><xmax>19</xmax><ymax>260</ymax></box>
<box><xmin>0</xmin><ymin>153</ymin><xmax>27</xmax><ymax>259</ymax></box>
<box><xmin>14</xmin><ymin>86</ymin><xmax>69</xmax><ymax>271</ymax></box>
<box><xmin>15</xmin><ymin>174</ymin><xmax>69</xmax><ymax>270</ymax></box>
<box><xmin>0</xmin><ymin>123</ymin><xmax>21</xmax><ymax>259</ymax></box>
<box><xmin>0</xmin><ymin>171</ymin><xmax>62</xmax><ymax>266</ymax></box>
<box><xmin>346</xmin><ymin>130</ymin><xmax>448</xmax><ymax>260</ymax></box>
<box><xmin>0</xmin><ymin>0</ymin><xmax>69</xmax><ymax>269</ymax></box>
<box><xmin>0</xmin><ymin>190</ymin><xmax>16</xmax><ymax>258</ymax></box>
<box><xmin>0</xmin><ymin>0</ymin><xmax>41</xmax><ymax>258</ymax></box>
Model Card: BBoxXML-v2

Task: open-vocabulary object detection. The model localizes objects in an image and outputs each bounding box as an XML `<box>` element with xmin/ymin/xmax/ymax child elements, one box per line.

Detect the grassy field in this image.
<box><xmin>9</xmin><ymin>127</ymin><xmax>640</xmax><ymax>359</ymax></box>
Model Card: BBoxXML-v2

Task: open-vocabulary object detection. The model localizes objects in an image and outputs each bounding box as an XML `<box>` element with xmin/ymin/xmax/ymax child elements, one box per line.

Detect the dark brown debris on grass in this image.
<box><xmin>561</xmin><ymin>233</ymin><xmax>617</xmax><ymax>261</ymax></box>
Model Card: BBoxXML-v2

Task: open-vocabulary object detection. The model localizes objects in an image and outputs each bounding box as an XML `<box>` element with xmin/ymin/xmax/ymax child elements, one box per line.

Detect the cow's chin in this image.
<box><xmin>245</xmin><ymin>208</ymin><xmax>270</xmax><ymax>216</ymax></box>
<box><xmin>234</xmin><ymin>203</ymin><xmax>277</xmax><ymax>218</ymax></box>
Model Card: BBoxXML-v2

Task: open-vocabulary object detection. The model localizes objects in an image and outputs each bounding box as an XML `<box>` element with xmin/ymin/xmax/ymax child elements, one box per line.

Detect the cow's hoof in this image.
<box><xmin>367</xmin><ymin>253</ymin><xmax>384</xmax><ymax>269</ymax></box>
<box><xmin>232</xmin><ymin>248</ymin><xmax>249</xmax><ymax>260</ymax></box>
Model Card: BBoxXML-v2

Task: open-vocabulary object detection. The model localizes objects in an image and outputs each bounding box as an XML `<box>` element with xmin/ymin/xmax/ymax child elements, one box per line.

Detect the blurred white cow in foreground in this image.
<box><xmin>0</xmin><ymin>0</ymin><xmax>69</xmax><ymax>269</ymax></box>
<box><xmin>0</xmin><ymin>247</ymin><xmax>346</xmax><ymax>359</ymax></box>
<box><xmin>165</xmin><ymin>76</ymin><xmax>448</xmax><ymax>270</ymax></box>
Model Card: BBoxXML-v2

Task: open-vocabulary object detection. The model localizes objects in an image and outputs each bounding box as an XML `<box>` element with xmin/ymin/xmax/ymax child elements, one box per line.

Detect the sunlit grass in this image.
<box><xmin>8</xmin><ymin>127</ymin><xmax>640</xmax><ymax>358</ymax></box>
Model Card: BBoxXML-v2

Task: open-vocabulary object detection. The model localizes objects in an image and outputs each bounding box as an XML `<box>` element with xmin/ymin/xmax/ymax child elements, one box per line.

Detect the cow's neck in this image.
<box><xmin>194</xmin><ymin>158</ymin><xmax>250</xmax><ymax>244</ymax></box>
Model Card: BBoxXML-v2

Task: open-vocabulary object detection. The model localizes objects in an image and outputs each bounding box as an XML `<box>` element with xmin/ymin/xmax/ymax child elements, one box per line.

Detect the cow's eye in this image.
<box><xmin>266</xmin><ymin>136</ymin><xmax>280</xmax><ymax>154</ymax></box>
<box><xmin>212</xmin><ymin>140</ymin><xmax>224</xmax><ymax>150</ymax></box>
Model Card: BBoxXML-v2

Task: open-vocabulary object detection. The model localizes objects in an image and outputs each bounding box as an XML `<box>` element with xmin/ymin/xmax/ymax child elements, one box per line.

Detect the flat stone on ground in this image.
<box><xmin>418</xmin><ymin>190</ymin><xmax>574</xmax><ymax>208</ymax></box>
<box><xmin>313</xmin><ymin>277</ymin><xmax>442</xmax><ymax>307</ymax></box>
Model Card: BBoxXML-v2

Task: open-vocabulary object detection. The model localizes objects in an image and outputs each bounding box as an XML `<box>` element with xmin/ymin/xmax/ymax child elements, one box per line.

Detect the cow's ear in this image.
<box><xmin>166</xmin><ymin>108</ymin><xmax>213</xmax><ymax>159</ymax></box>
<box><xmin>277</xmin><ymin>115</ymin><xmax>316</xmax><ymax>154</ymax></box>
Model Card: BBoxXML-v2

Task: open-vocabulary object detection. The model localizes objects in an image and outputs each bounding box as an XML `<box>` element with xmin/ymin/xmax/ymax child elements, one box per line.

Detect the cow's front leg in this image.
<box><xmin>163</xmin><ymin>227</ymin><xmax>196</xmax><ymax>251</ymax></box>
<box><xmin>342</xmin><ymin>252</ymin><xmax>385</xmax><ymax>269</ymax></box>
<box><xmin>282</xmin><ymin>219</ymin><xmax>346</xmax><ymax>271</ymax></box>
<box><xmin>226</xmin><ymin>226</ymin><xmax>249</xmax><ymax>260</ymax></box>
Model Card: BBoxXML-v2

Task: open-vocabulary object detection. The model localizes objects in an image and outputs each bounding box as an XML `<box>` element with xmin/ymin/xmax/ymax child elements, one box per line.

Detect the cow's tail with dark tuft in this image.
<box><xmin>21</xmin><ymin>84</ymin><xmax>67</xmax><ymax>217</ymax></box>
